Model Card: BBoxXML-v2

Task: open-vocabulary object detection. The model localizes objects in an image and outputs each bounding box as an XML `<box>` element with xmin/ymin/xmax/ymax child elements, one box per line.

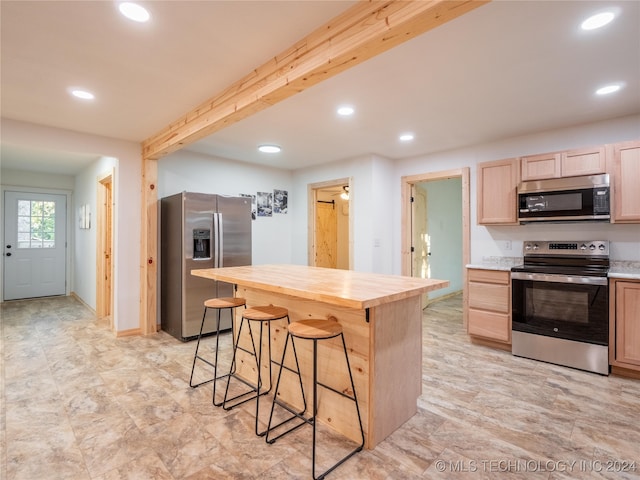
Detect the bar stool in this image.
<box><xmin>266</xmin><ymin>318</ymin><xmax>364</xmax><ymax>480</ymax></box>
<box><xmin>189</xmin><ymin>296</ymin><xmax>246</xmax><ymax>407</ymax></box>
<box><xmin>222</xmin><ymin>304</ymin><xmax>304</xmax><ymax>437</ymax></box>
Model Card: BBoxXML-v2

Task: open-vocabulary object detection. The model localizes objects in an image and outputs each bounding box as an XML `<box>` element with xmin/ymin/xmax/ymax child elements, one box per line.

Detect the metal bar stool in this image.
<box><xmin>222</xmin><ymin>304</ymin><xmax>304</xmax><ymax>437</ymax></box>
<box><xmin>266</xmin><ymin>318</ymin><xmax>364</xmax><ymax>480</ymax></box>
<box><xmin>189</xmin><ymin>297</ymin><xmax>246</xmax><ymax>407</ymax></box>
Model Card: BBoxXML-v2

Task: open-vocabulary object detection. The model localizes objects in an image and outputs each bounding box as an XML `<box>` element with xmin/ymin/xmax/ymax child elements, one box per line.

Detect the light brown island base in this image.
<box><xmin>191</xmin><ymin>264</ymin><xmax>448</xmax><ymax>449</ymax></box>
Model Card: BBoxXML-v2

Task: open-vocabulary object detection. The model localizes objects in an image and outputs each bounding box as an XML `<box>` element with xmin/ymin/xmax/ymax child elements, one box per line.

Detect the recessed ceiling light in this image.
<box><xmin>118</xmin><ymin>2</ymin><xmax>150</xmax><ymax>23</ymax></box>
<box><xmin>69</xmin><ymin>88</ymin><xmax>95</xmax><ymax>100</ymax></box>
<box><xmin>581</xmin><ymin>11</ymin><xmax>615</xmax><ymax>30</ymax></box>
<box><xmin>337</xmin><ymin>106</ymin><xmax>355</xmax><ymax>116</ymax></box>
<box><xmin>258</xmin><ymin>145</ymin><xmax>281</xmax><ymax>153</ymax></box>
<box><xmin>399</xmin><ymin>133</ymin><xmax>414</xmax><ymax>142</ymax></box>
<box><xmin>595</xmin><ymin>83</ymin><xmax>623</xmax><ymax>95</ymax></box>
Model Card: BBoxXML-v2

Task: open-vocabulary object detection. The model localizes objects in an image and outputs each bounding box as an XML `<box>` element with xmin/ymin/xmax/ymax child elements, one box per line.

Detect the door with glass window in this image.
<box><xmin>3</xmin><ymin>191</ymin><xmax>67</xmax><ymax>300</ymax></box>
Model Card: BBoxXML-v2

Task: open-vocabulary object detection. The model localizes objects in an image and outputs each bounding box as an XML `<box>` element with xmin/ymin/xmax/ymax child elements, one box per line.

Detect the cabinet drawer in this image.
<box><xmin>468</xmin><ymin>309</ymin><xmax>511</xmax><ymax>342</ymax></box>
<box><xmin>468</xmin><ymin>269</ymin><xmax>510</xmax><ymax>285</ymax></box>
<box><xmin>469</xmin><ymin>282</ymin><xmax>510</xmax><ymax>312</ymax></box>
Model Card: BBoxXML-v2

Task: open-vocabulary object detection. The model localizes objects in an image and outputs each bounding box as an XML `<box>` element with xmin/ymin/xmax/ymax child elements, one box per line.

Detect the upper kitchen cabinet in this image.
<box><xmin>521</xmin><ymin>146</ymin><xmax>606</xmax><ymax>181</ymax></box>
<box><xmin>612</xmin><ymin>140</ymin><xmax>640</xmax><ymax>223</ymax></box>
<box><xmin>521</xmin><ymin>152</ymin><xmax>561</xmax><ymax>180</ymax></box>
<box><xmin>477</xmin><ymin>158</ymin><xmax>519</xmax><ymax>225</ymax></box>
<box><xmin>561</xmin><ymin>145</ymin><xmax>606</xmax><ymax>177</ymax></box>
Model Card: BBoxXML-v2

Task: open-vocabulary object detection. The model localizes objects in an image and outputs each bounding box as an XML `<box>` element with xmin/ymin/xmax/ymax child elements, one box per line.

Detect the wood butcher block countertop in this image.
<box><xmin>191</xmin><ymin>264</ymin><xmax>449</xmax><ymax>310</ymax></box>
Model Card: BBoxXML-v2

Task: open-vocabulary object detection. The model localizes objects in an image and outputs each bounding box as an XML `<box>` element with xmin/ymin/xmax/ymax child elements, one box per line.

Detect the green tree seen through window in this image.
<box><xmin>17</xmin><ymin>200</ymin><xmax>55</xmax><ymax>248</ymax></box>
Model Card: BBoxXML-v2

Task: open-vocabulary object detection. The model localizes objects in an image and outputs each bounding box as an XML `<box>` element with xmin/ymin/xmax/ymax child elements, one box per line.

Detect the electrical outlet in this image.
<box><xmin>504</xmin><ymin>240</ymin><xmax>512</xmax><ymax>250</ymax></box>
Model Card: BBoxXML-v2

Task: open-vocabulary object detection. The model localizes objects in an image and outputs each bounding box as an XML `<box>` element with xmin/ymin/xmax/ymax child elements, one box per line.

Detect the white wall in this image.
<box><xmin>1</xmin><ymin>169</ymin><xmax>75</xmax><ymax>190</ymax></box>
<box><xmin>73</xmin><ymin>157</ymin><xmax>117</xmax><ymax>309</ymax></box>
<box><xmin>1</xmin><ymin>119</ymin><xmax>142</xmax><ymax>333</ymax></box>
<box><xmin>393</xmin><ymin>114</ymin><xmax>640</xmax><ymax>272</ymax></box>
<box><xmin>158</xmin><ymin>150</ymin><xmax>293</xmax><ymax>265</ymax></box>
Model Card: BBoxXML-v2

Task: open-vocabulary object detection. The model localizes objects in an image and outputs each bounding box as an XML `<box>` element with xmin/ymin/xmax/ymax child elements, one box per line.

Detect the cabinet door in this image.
<box><xmin>477</xmin><ymin>158</ymin><xmax>519</xmax><ymax>225</ymax></box>
<box><xmin>615</xmin><ymin>281</ymin><xmax>640</xmax><ymax>367</ymax></box>
<box><xmin>613</xmin><ymin>140</ymin><xmax>640</xmax><ymax>223</ymax></box>
<box><xmin>561</xmin><ymin>146</ymin><xmax>606</xmax><ymax>177</ymax></box>
<box><xmin>521</xmin><ymin>152</ymin><xmax>561</xmax><ymax>180</ymax></box>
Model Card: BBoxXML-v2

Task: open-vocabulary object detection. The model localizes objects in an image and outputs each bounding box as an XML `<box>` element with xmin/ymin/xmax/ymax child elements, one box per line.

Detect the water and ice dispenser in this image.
<box><xmin>192</xmin><ymin>228</ymin><xmax>210</xmax><ymax>259</ymax></box>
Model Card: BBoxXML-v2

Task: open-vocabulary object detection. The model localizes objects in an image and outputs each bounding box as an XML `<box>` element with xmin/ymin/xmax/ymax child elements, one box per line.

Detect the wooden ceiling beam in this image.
<box><xmin>142</xmin><ymin>0</ymin><xmax>489</xmax><ymax>161</ymax></box>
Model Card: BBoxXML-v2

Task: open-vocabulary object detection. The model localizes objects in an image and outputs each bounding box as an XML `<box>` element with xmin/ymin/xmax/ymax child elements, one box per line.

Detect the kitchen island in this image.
<box><xmin>191</xmin><ymin>264</ymin><xmax>448</xmax><ymax>448</ymax></box>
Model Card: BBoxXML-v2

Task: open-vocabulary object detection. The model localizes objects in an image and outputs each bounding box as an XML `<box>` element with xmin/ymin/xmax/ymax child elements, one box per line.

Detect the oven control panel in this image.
<box><xmin>523</xmin><ymin>240</ymin><xmax>609</xmax><ymax>256</ymax></box>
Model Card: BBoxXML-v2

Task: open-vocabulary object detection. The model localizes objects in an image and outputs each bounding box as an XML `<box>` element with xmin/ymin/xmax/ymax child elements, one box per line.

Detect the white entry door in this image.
<box><xmin>3</xmin><ymin>191</ymin><xmax>67</xmax><ymax>300</ymax></box>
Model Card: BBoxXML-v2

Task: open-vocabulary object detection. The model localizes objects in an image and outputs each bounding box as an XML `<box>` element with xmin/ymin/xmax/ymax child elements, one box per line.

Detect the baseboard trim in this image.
<box><xmin>611</xmin><ymin>365</ymin><xmax>640</xmax><ymax>380</ymax></box>
<box><xmin>425</xmin><ymin>289</ymin><xmax>463</xmax><ymax>306</ymax></box>
<box><xmin>116</xmin><ymin>328</ymin><xmax>142</xmax><ymax>338</ymax></box>
<box><xmin>70</xmin><ymin>292</ymin><xmax>96</xmax><ymax>315</ymax></box>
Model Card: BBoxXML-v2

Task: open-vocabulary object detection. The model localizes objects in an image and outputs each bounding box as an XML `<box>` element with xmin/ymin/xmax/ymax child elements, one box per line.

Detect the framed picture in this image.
<box><xmin>273</xmin><ymin>189</ymin><xmax>288</xmax><ymax>214</ymax></box>
<box><xmin>257</xmin><ymin>191</ymin><xmax>273</xmax><ymax>217</ymax></box>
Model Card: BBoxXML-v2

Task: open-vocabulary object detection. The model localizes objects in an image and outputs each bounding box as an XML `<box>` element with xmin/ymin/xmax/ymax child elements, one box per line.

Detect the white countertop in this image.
<box><xmin>467</xmin><ymin>259</ymin><xmax>640</xmax><ymax>280</ymax></box>
<box><xmin>609</xmin><ymin>261</ymin><xmax>640</xmax><ymax>280</ymax></box>
<box><xmin>466</xmin><ymin>256</ymin><xmax>522</xmax><ymax>272</ymax></box>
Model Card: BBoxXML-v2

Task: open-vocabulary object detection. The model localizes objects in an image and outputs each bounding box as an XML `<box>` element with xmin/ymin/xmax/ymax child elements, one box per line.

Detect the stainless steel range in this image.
<box><xmin>511</xmin><ymin>241</ymin><xmax>610</xmax><ymax>375</ymax></box>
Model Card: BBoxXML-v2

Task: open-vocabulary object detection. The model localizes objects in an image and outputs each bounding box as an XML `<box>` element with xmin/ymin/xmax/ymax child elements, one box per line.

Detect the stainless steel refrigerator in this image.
<box><xmin>160</xmin><ymin>192</ymin><xmax>252</xmax><ymax>341</ymax></box>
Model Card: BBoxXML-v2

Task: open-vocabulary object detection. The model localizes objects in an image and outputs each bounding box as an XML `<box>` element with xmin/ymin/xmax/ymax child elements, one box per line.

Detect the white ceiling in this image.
<box><xmin>1</xmin><ymin>1</ymin><xmax>639</xmax><ymax>174</ymax></box>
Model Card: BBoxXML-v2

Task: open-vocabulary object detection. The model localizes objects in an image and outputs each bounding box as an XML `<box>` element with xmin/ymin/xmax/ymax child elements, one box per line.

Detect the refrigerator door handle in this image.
<box><xmin>218</xmin><ymin>213</ymin><xmax>224</xmax><ymax>267</ymax></box>
<box><xmin>213</xmin><ymin>212</ymin><xmax>221</xmax><ymax>268</ymax></box>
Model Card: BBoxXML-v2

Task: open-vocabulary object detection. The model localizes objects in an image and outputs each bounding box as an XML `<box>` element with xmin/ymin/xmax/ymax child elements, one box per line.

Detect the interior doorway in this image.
<box><xmin>96</xmin><ymin>170</ymin><xmax>114</xmax><ymax>326</ymax></box>
<box><xmin>401</xmin><ymin>168</ymin><xmax>470</xmax><ymax>325</ymax></box>
<box><xmin>308</xmin><ymin>178</ymin><xmax>352</xmax><ymax>269</ymax></box>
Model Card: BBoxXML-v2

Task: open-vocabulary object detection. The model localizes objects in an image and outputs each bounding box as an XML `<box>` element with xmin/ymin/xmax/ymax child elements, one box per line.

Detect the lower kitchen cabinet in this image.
<box><xmin>610</xmin><ymin>279</ymin><xmax>640</xmax><ymax>375</ymax></box>
<box><xmin>467</xmin><ymin>269</ymin><xmax>511</xmax><ymax>345</ymax></box>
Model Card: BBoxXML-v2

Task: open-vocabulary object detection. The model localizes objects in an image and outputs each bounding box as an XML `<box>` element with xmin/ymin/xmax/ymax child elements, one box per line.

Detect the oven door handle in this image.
<box><xmin>510</xmin><ymin>271</ymin><xmax>608</xmax><ymax>285</ymax></box>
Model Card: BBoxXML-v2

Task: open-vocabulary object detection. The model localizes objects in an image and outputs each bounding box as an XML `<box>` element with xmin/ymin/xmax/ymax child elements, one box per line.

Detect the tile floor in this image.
<box><xmin>1</xmin><ymin>294</ymin><xmax>639</xmax><ymax>479</ymax></box>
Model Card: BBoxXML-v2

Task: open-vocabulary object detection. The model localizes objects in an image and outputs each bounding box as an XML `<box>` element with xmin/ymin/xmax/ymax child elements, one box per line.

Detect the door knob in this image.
<box><xmin>6</xmin><ymin>252</ymin><xmax>11</xmax><ymax>256</ymax></box>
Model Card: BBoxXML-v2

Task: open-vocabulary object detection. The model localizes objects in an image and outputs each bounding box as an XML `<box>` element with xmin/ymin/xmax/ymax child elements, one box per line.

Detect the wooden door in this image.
<box><xmin>96</xmin><ymin>172</ymin><xmax>114</xmax><ymax>322</ymax></box>
<box><xmin>315</xmin><ymin>202</ymin><xmax>337</xmax><ymax>268</ymax></box>
<box><xmin>411</xmin><ymin>184</ymin><xmax>429</xmax><ymax>305</ymax></box>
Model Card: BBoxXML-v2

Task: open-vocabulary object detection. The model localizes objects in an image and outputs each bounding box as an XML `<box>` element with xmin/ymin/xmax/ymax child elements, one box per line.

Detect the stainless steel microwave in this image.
<box><xmin>517</xmin><ymin>174</ymin><xmax>610</xmax><ymax>223</ymax></box>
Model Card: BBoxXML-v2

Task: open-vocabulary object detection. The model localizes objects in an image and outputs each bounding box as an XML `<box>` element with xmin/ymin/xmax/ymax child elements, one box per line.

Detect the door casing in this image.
<box><xmin>96</xmin><ymin>170</ymin><xmax>114</xmax><ymax>324</ymax></box>
<box><xmin>308</xmin><ymin>177</ymin><xmax>352</xmax><ymax>269</ymax></box>
<box><xmin>401</xmin><ymin>168</ymin><xmax>470</xmax><ymax>325</ymax></box>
